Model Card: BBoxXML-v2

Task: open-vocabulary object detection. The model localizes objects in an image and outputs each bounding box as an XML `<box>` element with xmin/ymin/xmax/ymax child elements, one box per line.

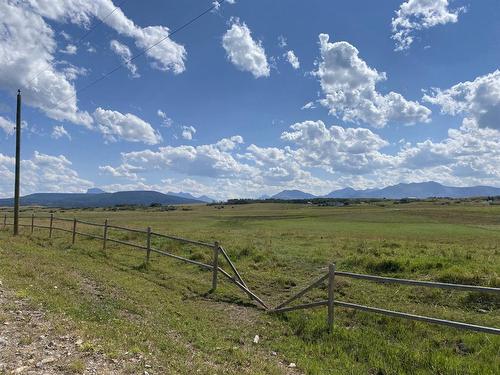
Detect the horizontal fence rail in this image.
<box><xmin>74</xmin><ymin>219</ymin><xmax>105</xmax><ymax>227</ymax></box>
<box><xmin>335</xmin><ymin>271</ymin><xmax>500</xmax><ymax>294</ymax></box>
<box><xmin>272</xmin><ymin>299</ymin><xmax>500</xmax><ymax>335</ymax></box>
<box><xmin>270</xmin><ymin>264</ymin><xmax>500</xmax><ymax>335</ymax></box>
<box><xmin>1</xmin><ymin>212</ymin><xmax>266</xmax><ymax>309</ymax></box>
<box><xmin>1</xmin><ymin>212</ymin><xmax>498</xmax><ymax>335</ymax></box>
<box><xmin>151</xmin><ymin>231</ymin><xmax>214</xmax><ymax>248</ymax></box>
<box><xmin>334</xmin><ymin>300</ymin><xmax>500</xmax><ymax>335</ymax></box>
<box><xmin>107</xmin><ymin>224</ymin><xmax>148</xmax><ymax>234</ymax></box>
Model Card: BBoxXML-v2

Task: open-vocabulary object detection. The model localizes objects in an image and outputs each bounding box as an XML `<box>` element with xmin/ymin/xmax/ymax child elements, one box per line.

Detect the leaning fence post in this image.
<box><xmin>72</xmin><ymin>218</ymin><xmax>77</xmax><ymax>245</ymax></box>
<box><xmin>49</xmin><ymin>213</ymin><xmax>54</xmax><ymax>238</ymax></box>
<box><xmin>211</xmin><ymin>241</ymin><xmax>220</xmax><ymax>292</ymax></box>
<box><xmin>31</xmin><ymin>213</ymin><xmax>34</xmax><ymax>234</ymax></box>
<box><xmin>328</xmin><ymin>263</ymin><xmax>336</xmax><ymax>333</ymax></box>
<box><xmin>146</xmin><ymin>226</ymin><xmax>152</xmax><ymax>264</ymax></box>
<box><xmin>3</xmin><ymin>213</ymin><xmax>6</xmax><ymax>230</ymax></box>
<box><xmin>103</xmin><ymin>219</ymin><xmax>108</xmax><ymax>251</ymax></box>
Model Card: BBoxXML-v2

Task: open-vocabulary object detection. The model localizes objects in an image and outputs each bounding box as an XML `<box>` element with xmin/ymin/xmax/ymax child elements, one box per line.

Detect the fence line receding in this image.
<box><xmin>1</xmin><ymin>211</ymin><xmax>498</xmax><ymax>335</ymax></box>
<box><xmin>1</xmin><ymin>212</ymin><xmax>267</xmax><ymax>309</ymax></box>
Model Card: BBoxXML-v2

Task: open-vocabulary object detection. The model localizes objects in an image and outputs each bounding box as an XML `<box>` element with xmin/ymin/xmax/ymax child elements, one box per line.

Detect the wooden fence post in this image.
<box><xmin>72</xmin><ymin>218</ymin><xmax>77</xmax><ymax>245</ymax></box>
<box><xmin>3</xmin><ymin>213</ymin><xmax>6</xmax><ymax>230</ymax></box>
<box><xmin>49</xmin><ymin>213</ymin><xmax>54</xmax><ymax>238</ymax></box>
<box><xmin>328</xmin><ymin>263</ymin><xmax>336</xmax><ymax>333</ymax></box>
<box><xmin>146</xmin><ymin>226</ymin><xmax>152</xmax><ymax>264</ymax></box>
<box><xmin>211</xmin><ymin>242</ymin><xmax>220</xmax><ymax>292</ymax></box>
<box><xmin>103</xmin><ymin>219</ymin><xmax>108</xmax><ymax>251</ymax></box>
<box><xmin>31</xmin><ymin>213</ymin><xmax>34</xmax><ymax>234</ymax></box>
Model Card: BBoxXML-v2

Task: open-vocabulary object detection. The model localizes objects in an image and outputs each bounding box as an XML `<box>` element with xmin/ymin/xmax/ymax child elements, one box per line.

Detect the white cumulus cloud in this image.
<box><xmin>423</xmin><ymin>70</ymin><xmax>500</xmax><ymax>130</ymax></box>
<box><xmin>0</xmin><ymin>151</ymin><xmax>93</xmax><ymax>198</ymax></box>
<box><xmin>0</xmin><ymin>0</ymin><xmax>187</xmax><ymax>130</ymax></box>
<box><xmin>392</xmin><ymin>0</ymin><xmax>465</xmax><ymax>51</ymax></box>
<box><xmin>27</xmin><ymin>0</ymin><xmax>187</xmax><ymax>74</ymax></box>
<box><xmin>315</xmin><ymin>33</ymin><xmax>431</xmax><ymax>127</ymax></box>
<box><xmin>0</xmin><ymin>1</ymin><xmax>93</xmax><ymax>127</ymax></box>
<box><xmin>222</xmin><ymin>19</ymin><xmax>270</xmax><ymax>78</ymax></box>
<box><xmin>181</xmin><ymin>125</ymin><xmax>196</xmax><ymax>140</ymax></box>
<box><xmin>0</xmin><ymin>116</ymin><xmax>15</xmax><ymax>136</ymax></box>
<box><xmin>51</xmin><ymin>125</ymin><xmax>71</xmax><ymax>140</ymax></box>
<box><xmin>157</xmin><ymin>109</ymin><xmax>173</xmax><ymax>128</ymax></box>
<box><xmin>121</xmin><ymin>139</ymin><xmax>256</xmax><ymax>179</ymax></box>
<box><xmin>285</xmin><ymin>50</ymin><xmax>300</xmax><ymax>69</ymax></box>
<box><xmin>281</xmin><ymin>120</ymin><xmax>392</xmax><ymax>174</ymax></box>
<box><xmin>110</xmin><ymin>40</ymin><xmax>139</xmax><ymax>78</ymax></box>
<box><xmin>93</xmin><ymin>108</ymin><xmax>162</xmax><ymax>145</ymax></box>
<box><xmin>60</xmin><ymin>44</ymin><xmax>77</xmax><ymax>55</ymax></box>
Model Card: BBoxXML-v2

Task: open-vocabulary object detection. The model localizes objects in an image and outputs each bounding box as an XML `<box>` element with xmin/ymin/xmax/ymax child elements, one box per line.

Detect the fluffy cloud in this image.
<box><xmin>392</xmin><ymin>0</ymin><xmax>465</xmax><ymax>51</ymax></box>
<box><xmin>244</xmin><ymin>144</ymin><xmax>317</xmax><ymax>185</ymax></box>
<box><xmin>60</xmin><ymin>44</ymin><xmax>77</xmax><ymax>55</ymax></box>
<box><xmin>131</xmin><ymin>25</ymin><xmax>186</xmax><ymax>74</ymax></box>
<box><xmin>216</xmin><ymin>135</ymin><xmax>243</xmax><ymax>151</ymax></box>
<box><xmin>0</xmin><ymin>151</ymin><xmax>93</xmax><ymax>198</ymax></box>
<box><xmin>51</xmin><ymin>125</ymin><xmax>71</xmax><ymax>140</ymax></box>
<box><xmin>396</xmin><ymin>119</ymin><xmax>500</xmax><ymax>185</ymax></box>
<box><xmin>120</xmin><ymin>137</ymin><xmax>255</xmax><ymax>179</ymax></box>
<box><xmin>181</xmin><ymin>126</ymin><xmax>196</xmax><ymax>140</ymax></box>
<box><xmin>96</xmin><ymin>116</ymin><xmax>500</xmax><ymax>198</ymax></box>
<box><xmin>213</xmin><ymin>0</ymin><xmax>236</xmax><ymax>11</ymax></box>
<box><xmin>0</xmin><ymin>116</ymin><xmax>15</xmax><ymax>136</ymax></box>
<box><xmin>93</xmin><ymin>108</ymin><xmax>162</xmax><ymax>144</ymax></box>
<box><xmin>110</xmin><ymin>40</ymin><xmax>139</xmax><ymax>78</ymax></box>
<box><xmin>0</xmin><ymin>0</ymin><xmax>186</xmax><ymax>129</ymax></box>
<box><xmin>99</xmin><ymin>164</ymin><xmax>144</xmax><ymax>181</ymax></box>
<box><xmin>301</xmin><ymin>102</ymin><xmax>316</xmax><ymax>110</ymax></box>
<box><xmin>101</xmin><ymin>121</ymin><xmax>395</xmax><ymax>196</ymax></box>
<box><xmin>0</xmin><ymin>1</ymin><xmax>93</xmax><ymax>127</ymax></box>
<box><xmin>315</xmin><ymin>34</ymin><xmax>431</xmax><ymax>127</ymax></box>
<box><xmin>157</xmin><ymin>110</ymin><xmax>173</xmax><ymax>128</ymax></box>
<box><xmin>222</xmin><ymin>19</ymin><xmax>270</xmax><ymax>78</ymax></box>
<box><xmin>281</xmin><ymin>120</ymin><xmax>393</xmax><ymax>174</ymax></box>
<box><xmin>27</xmin><ymin>0</ymin><xmax>187</xmax><ymax>74</ymax></box>
<box><xmin>285</xmin><ymin>50</ymin><xmax>300</xmax><ymax>69</ymax></box>
<box><xmin>423</xmin><ymin>70</ymin><xmax>500</xmax><ymax>130</ymax></box>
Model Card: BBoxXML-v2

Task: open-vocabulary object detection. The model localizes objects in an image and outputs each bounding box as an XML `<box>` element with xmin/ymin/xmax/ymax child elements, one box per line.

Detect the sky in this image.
<box><xmin>0</xmin><ymin>0</ymin><xmax>499</xmax><ymax>200</ymax></box>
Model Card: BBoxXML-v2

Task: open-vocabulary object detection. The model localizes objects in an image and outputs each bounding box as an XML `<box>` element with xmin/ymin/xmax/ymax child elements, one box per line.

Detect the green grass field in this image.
<box><xmin>1</xmin><ymin>201</ymin><xmax>499</xmax><ymax>374</ymax></box>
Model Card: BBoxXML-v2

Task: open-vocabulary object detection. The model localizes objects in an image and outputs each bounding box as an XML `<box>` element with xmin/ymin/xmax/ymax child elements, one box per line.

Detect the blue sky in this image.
<box><xmin>0</xmin><ymin>0</ymin><xmax>499</xmax><ymax>199</ymax></box>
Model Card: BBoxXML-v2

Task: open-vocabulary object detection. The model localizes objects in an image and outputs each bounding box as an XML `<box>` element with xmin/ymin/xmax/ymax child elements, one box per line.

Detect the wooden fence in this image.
<box><xmin>2</xmin><ymin>212</ymin><xmax>499</xmax><ymax>335</ymax></box>
<box><xmin>1</xmin><ymin>212</ymin><xmax>267</xmax><ymax>309</ymax></box>
<box><xmin>270</xmin><ymin>264</ymin><xmax>500</xmax><ymax>335</ymax></box>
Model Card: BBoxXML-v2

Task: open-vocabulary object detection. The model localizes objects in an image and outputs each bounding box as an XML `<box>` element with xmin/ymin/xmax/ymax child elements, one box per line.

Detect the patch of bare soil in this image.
<box><xmin>0</xmin><ymin>283</ymin><xmax>134</xmax><ymax>375</ymax></box>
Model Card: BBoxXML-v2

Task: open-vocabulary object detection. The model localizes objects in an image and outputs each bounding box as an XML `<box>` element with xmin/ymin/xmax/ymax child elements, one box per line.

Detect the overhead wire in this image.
<box><xmin>57</xmin><ymin>0</ymin><xmax>226</xmax><ymax>107</ymax></box>
<box><xmin>25</xmin><ymin>0</ymin><xmax>130</xmax><ymax>87</ymax></box>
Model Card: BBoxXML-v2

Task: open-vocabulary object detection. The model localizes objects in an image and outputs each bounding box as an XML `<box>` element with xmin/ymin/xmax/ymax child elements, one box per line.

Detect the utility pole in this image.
<box><xmin>13</xmin><ymin>89</ymin><xmax>21</xmax><ymax>236</ymax></box>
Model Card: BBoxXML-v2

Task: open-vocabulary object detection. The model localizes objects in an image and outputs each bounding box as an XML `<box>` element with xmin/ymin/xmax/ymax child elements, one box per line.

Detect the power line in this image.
<box><xmin>26</xmin><ymin>0</ymin><xmax>129</xmax><ymax>87</ymax></box>
<box><xmin>73</xmin><ymin>0</ymin><xmax>129</xmax><ymax>47</ymax></box>
<box><xmin>58</xmin><ymin>0</ymin><xmax>225</xmax><ymax>107</ymax></box>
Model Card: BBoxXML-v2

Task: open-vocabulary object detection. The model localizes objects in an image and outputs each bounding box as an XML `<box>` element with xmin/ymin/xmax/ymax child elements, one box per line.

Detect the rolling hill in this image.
<box><xmin>271</xmin><ymin>190</ymin><xmax>317</xmax><ymax>200</ymax></box>
<box><xmin>0</xmin><ymin>191</ymin><xmax>203</xmax><ymax>208</ymax></box>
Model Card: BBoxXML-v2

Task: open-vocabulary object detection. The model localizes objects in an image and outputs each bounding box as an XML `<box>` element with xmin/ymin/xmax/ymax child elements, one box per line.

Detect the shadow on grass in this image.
<box><xmin>69</xmin><ymin>241</ymin><xmax>265</xmax><ymax>311</ymax></box>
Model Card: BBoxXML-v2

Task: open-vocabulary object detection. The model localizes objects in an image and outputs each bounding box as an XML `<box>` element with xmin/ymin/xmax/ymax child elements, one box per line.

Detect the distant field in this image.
<box><xmin>1</xmin><ymin>201</ymin><xmax>499</xmax><ymax>374</ymax></box>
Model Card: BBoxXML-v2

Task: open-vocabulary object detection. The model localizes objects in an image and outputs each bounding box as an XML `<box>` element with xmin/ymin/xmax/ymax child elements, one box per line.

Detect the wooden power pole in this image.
<box><xmin>13</xmin><ymin>89</ymin><xmax>21</xmax><ymax>236</ymax></box>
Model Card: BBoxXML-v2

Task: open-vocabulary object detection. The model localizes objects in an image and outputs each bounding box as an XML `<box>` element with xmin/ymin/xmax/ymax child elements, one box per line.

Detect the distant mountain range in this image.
<box><xmin>1</xmin><ymin>182</ymin><xmax>497</xmax><ymax>208</ymax></box>
<box><xmin>0</xmin><ymin>190</ymin><xmax>205</xmax><ymax>208</ymax></box>
<box><xmin>271</xmin><ymin>182</ymin><xmax>500</xmax><ymax>200</ymax></box>
<box><xmin>86</xmin><ymin>188</ymin><xmax>107</xmax><ymax>194</ymax></box>
<box><xmin>272</xmin><ymin>190</ymin><xmax>317</xmax><ymax>200</ymax></box>
<box><xmin>167</xmin><ymin>191</ymin><xmax>215</xmax><ymax>203</ymax></box>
